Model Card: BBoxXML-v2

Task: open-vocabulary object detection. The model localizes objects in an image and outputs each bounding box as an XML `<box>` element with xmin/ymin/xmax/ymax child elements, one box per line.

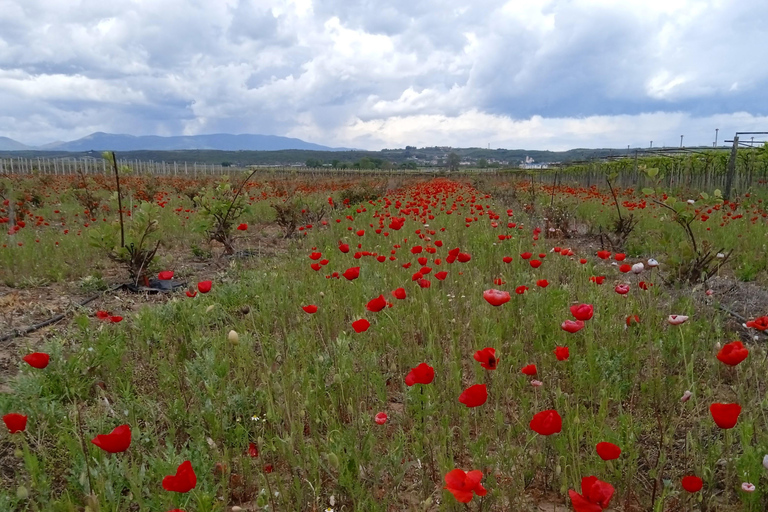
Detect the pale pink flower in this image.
<box><xmin>531</xmin><ymin>380</ymin><xmax>543</xmax><ymax>387</ymax></box>
<box><xmin>668</xmin><ymin>315</ymin><xmax>689</xmax><ymax>325</ymax></box>
<box><xmin>741</xmin><ymin>482</ymin><xmax>755</xmax><ymax>492</ymax></box>
<box><xmin>680</xmin><ymin>390</ymin><xmax>692</xmax><ymax>403</ymax></box>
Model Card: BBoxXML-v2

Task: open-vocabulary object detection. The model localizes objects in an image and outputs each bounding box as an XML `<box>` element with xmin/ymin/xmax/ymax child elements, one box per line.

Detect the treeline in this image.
<box><xmin>305</xmin><ymin>157</ymin><xmax>418</xmax><ymax>170</ymax></box>
<box><xmin>0</xmin><ymin>146</ymin><xmax>639</xmax><ymax>167</ymax></box>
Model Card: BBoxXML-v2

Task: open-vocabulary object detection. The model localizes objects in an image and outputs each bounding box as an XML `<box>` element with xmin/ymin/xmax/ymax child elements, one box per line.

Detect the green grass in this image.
<box><xmin>1</xmin><ymin>176</ymin><xmax>768</xmax><ymax>511</ymax></box>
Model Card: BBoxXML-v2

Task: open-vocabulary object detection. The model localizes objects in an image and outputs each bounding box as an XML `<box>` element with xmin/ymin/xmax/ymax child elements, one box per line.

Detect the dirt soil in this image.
<box><xmin>0</xmin><ymin>226</ymin><xmax>292</xmax><ymax>392</ymax></box>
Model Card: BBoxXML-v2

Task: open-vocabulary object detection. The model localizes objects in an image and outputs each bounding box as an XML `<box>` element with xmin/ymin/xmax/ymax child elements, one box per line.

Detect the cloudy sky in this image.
<box><xmin>1</xmin><ymin>0</ymin><xmax>767</xmax><ymax>150</ymax></box>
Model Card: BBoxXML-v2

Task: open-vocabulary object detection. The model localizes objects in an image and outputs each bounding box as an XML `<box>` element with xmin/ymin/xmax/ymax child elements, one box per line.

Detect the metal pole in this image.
<box><xmin>724</xmin><ymin>135</ymin><xmax>739</xmax><ymax>200</ymax></box>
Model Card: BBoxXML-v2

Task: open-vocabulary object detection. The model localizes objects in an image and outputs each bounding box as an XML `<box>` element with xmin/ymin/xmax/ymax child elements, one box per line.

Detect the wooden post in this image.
<box><xmin>724</xmin><ymin>135</ymin><xmax>739</xmax><ymax>200</ymax></box>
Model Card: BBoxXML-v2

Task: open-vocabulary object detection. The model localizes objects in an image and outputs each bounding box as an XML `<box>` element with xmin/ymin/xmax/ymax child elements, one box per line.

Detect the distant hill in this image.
<box><xmin>0</xmin><ymin>137</ymin><xmax>29</xmax><ymax>151</ymax></box>
<box><xmin>40</xmin><ymin>132</ymin><xmax>350</xmax><ymax>152</ymax></box>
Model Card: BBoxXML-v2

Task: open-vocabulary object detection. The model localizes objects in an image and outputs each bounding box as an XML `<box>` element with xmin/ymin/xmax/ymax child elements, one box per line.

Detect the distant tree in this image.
<box><xmin>221</xmin><ymin>161</ymin><xmax>233</xmax><ymax>167</ymax></box>
<box><xmin>305</xmin><ymin>158</ymin><xmax>322</xmax><ymax>168</ymax></box>
<box><xmin>477</xmin><ymin>158</ymin><xmax>488</xmax><ymax>168</ymax></box>
<box><xmin>354</xmin><ymin>157</ymin><xmax>376</xmax><ymax>170</ymax></box>
<box><xmin>446</xmin><ymin>152</ymin><xmax>461</xmax><ymax>171</ymax></box>
<box><xmin>331</xmin><ymin>159</ymin><xmax>341</xmax><ymax>168</ymax></box>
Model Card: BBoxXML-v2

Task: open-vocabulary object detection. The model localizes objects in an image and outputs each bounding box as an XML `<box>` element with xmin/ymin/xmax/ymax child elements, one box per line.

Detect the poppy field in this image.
<box><xmin>2</xmin><ymin>167</ymin><xmax>768</xmax><ymax>511</ymax></box>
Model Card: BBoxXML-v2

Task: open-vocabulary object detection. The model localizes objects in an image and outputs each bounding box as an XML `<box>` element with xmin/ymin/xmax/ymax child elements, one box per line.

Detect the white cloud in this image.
<box><xmin>0</xmin><ymin>0</ymin><xmax>766</xmax><ymax>148</ymax></box>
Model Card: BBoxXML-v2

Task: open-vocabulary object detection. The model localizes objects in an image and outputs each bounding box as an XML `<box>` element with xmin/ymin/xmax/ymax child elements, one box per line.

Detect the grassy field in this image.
<box><xmin>1</xmin><ymin>169</ymin><xmax>768</xmax><ymax>511</ymax></box>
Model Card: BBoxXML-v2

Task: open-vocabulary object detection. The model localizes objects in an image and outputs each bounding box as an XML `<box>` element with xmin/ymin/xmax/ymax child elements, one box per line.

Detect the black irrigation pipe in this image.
<box><xmin>718</xmin><ymin>304</ymin><xmax>748</xmax><ymax>323</ymax></box>
<box><xmin>0</xmin><ymin>284</ymin><xmax>125</xmax><ymax>344</ymax></box>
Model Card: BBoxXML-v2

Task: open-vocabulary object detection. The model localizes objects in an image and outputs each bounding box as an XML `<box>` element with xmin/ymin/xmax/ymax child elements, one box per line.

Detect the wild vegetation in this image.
<box><xmin>1</xmin><ymin>154</ymin><xmax>768</xmax><ymax>511</ymax></box>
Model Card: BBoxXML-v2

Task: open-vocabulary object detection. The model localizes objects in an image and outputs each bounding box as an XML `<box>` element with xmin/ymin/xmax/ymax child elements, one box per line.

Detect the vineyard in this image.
<box><xmin>1</xmin><ymin>149</ymin><xmax>768</xmax><ymax>511</ymax></box>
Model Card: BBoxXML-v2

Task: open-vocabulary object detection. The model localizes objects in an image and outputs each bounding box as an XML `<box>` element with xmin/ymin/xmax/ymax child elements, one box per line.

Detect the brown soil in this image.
<box><xmin>0</xmin><ymin>225</ymin><xmax>292</xmax><ymax>392</ymax></box>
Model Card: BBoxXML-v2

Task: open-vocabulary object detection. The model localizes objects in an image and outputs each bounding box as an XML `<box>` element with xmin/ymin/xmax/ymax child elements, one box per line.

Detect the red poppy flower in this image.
<box><xmin>638</xmin><ymin>281</ymin><xmax>651</xmax><ymax>290</ymax></box>
<box><xmin>457</xmin><ymin>252</ymin><xmax>472</xmax><ymax>263</ymax></box>
<box><xmin>91</xmin><ymin>424</ymin><xmax>132</xmax><ymax>453</ymax></box>
<box><xmin>515</xmin><ymin>285</ymin><xmax>528</xmax><ymax>294</ymax></box>
<box><xmin>338</xmin><ymin>243</ymin><xmax>350</xmax><ymax>253</ymax></box>
<box><xmin>410</xmin><ymin>245</ymin><xmax>423</xmax><ymax>254</ymax></box>
<box><xmin>619</xmin><ymin>264</ymin><xmax>631</xmax><ymax>273</ymax></box>
<box><xmin>502</xmin><ymin>256</ymin><xmax>513</xmax><ymax>263</ymax></box>
<box><xmin>579</xmin><ymin>258</ymin><xmax>587</xmax><ymax>264</ymax></box>
<box><xmin>158</xmin><ymin>270</ymin><xmax>174</xmax><ymax>280</ymax></box>
<box><xmin>717</xmin><ymin>341</ymin><xmax>749</xmax><ymax>366</ymax></box>
<box><xmin>342</xmin><ymin>267</ymin><xmax>360</xmax><ymax>280</ymax></box>
<box><xmin>597</xmin><ymin>250</ymin><xmax>611</xmax><ymax>260</ymax></box>
<box><xmin>352</xmin><ymin>318</ymin><xmax>370</xmax><ymax>333</ymax></box>
<box><xmin>444</xmin><ymin>469</ymin><xmax>487</xmax><ymax>503</ymax></box>
<box><xmin>530</xmin><ymin>259</ymin><xmax>542</xmax><ymax>268</ymax></box>
<box><xmin>446</xmin><ymin>247</ymin><xmax>460</xmax><ymax>263</ymax></box>
<box><xmin>520</xmin><ymin>252</ymin><xmax>532</xmax><ymax>260</ymax></box>
<box><xmin>596</xmin><ymin>442</ymin><xmax>621</xmax><ymax>460</ymax></box>
<box><xmin>374</xmin><ymin>412</ymin><xmax>388</xmax><ymax>425</ymax></box>
<box><xmin>237</xmin><ymin>223</ymin><xmax>248</xmax><ymax>231</ymax></box>
<box><xmin>537</xmin><ymin>279</ymin><xmax>549</xmax><ymax>288</ymax></box>
<box><xmin>263</xmin><ymin>464</ymin><xmax>274</xmax><ymax>473</ymax></box>
<box><xmin>568</xmin><ymin>476</ymin><xmax>614</xmax><ymax>511</ymax></box>
<box><xmin>356</xmin><ymin>229</ymin><xmax>365</xmax><ymax>236</ymax></box>
<box><xmin>435</xmin><ymin>271</ymin><xmax>448</xmax><ymax>280</ymax></box>
<box><xmin>418</xmin><ymin>256</ymin><xmax>428</xmax><ymax>265</ymax></box>
<box><xmin>493</xmin><ymin>278</ymin><xmax>505</xmax><ymax>285</ymax></box>
<box><xmin>570</xmin><ymin>304</ymin><xmax>594</xmax><ymax>321</ymax></box>
<box><xmin>162</xmin><ymin>460</ymin><xmax>197</xmax><ymax>493</ymax></box>
<box><xmin>302</xmin><ymin>305</ymin><xmax>318</xmax><ymax>314</ymax></box>
<box><xmin>418</xmin><ymin>278</ymin><xmax>431</xmax><ymax>288</ymax></box>
<box><xmin>590</xmin><ymin>276</ymin><xmax>606</xmax><ymax>285</ymax></box>
<box><xmin>709</xmin><ymin>403</ymin><xmax>741</xmax><ymax>429</ymax></box>
<box><xmin>366</xmin><ymin>295</ymin><xmax>387</xmax><ymax>312</ymax></box>
<box><xmin>615</xmin><ymin>284</ymin><xmax>630</xmax><ymax>295</ymax></box>
<box><xmin>109</xmin><ymin>316</ymin><xmax>123</xmax><ymax>323</ymax></box>
<box><xmin>473</xmin><ymin>348</ymin><xmax>498</xmax><ymax>370</ymax></box>
<box><xmin>483</xmin><ymin>289</ymin><xmax>510</xmax><ymax>306</ymax></box>
<box><xmin>248</xmin><ymin>442</ymin><xmax>259</xmax><ymax>458</ymax></box>
<box><xmin>392</xmin><ymin>288</ymin><xmax>406</xmax><ymax>299</ymax></box>
<box><xmin>22</xmin><ymin>352</ymin><xmax>50</xmax><ymax>369</ymax></box>
<box><xmin>405</xmin><ymin>363</ymin><xmax>435</xmax><ymax>386</ymax></box>
<box><xmin>185</xmin><ymin>288</ymin><xmax>197</xmax><ymax>298</ymax></box>
<box><xmin>530</xmin><ymin>409</ymin><xmax>562</xmax><ymax>435</ymax></box>
<box><xmin>625</xmin><ymin>315</ymin><xmax>640</xmax><ymax>327</ymax></box>
<box><xmin>681</xmin><ymin>475</ymin><xmax>703</xmax><ymax>492</ymax></box>
<box><xmin>309</xmin><ymin>251</ymin><xmax>322</xmax><ymax>260</ymax></box>
<box><xmin>311</xmin><ymin>262</ymin><xmax>322</xmax><ymax>271</ymax></box>
<box><xmin>459</xmin><ymin>384</ymin><xmax>488</xmax><ymax>408</ymax></box>
<box><xmin>198</xmin><ymin>280</ymin><xmax>212</xmax><ymax>293</ymax></box>
<box><xmin>2</xmin><ymin>413</ymin><xmax>27</xmax><ymax>433</ymax></box>
<box><xmin>746</xmin><ymin>316</ymin><xmax>768</xmax><ymax>331</ymax></box>
<box><xmin>614</xmin><ymin>253</ymin><xmax>626</xmax><ymax>261</ymax></box>
<box><xmin>96</xmin><ymin>310</ymin><xmax>110</xmax><ymax>320</ymax></box>
<box><xmin>560</xmin><ymin>320</ymin><xmax>584</xmax><ymax>334</ymax></box>
<box><xmin>521</xmin><ymin>364</ymin><xmax>537</xmax><ymax>376</ymax></box>
<box><xmin>554</xmin><ymin>346</ymin><xmax>569</xmax><ymax>361</ymax></box>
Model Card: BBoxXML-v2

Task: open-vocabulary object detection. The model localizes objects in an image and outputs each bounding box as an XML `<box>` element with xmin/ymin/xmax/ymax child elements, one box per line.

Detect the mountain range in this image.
<box><xmin>0</xmin><ymin>132</ymin><xmax>350</xmax><ymax>152</ymax></box>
